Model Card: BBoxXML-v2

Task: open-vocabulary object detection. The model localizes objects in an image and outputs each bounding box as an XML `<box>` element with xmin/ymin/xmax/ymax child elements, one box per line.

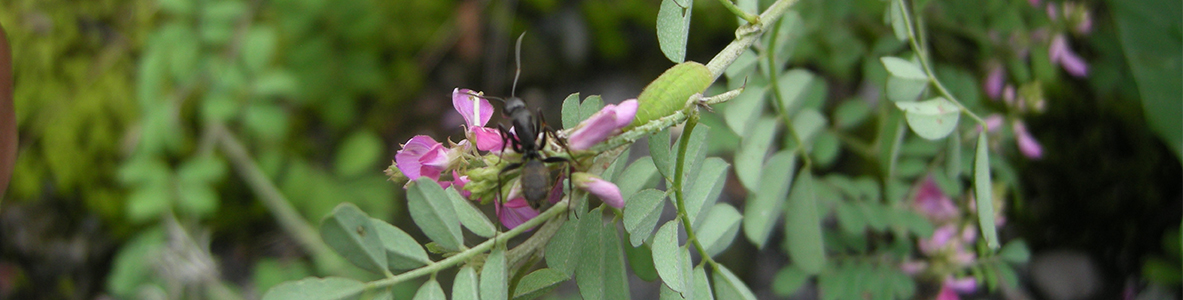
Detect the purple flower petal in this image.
<box><xmin>1013</xmin><ymin>121</ymin><xmax>1044</xmax><ymax>159</ymax></box>
<box><xmin>574</xmin><ymin>172</ymin><xmax>624</xmax><ymax>209</ymax></box>
<box><xmin>919</xmin><ymin>224</ymin><xmax>958</xmax><ymax>255</ymax></box>
<box><xmin>979</xmin><ymin>114</ymin><xmax>1005</xmax><ymax>133</ymax></box>
<box><xmin>1049</xmin><ymin>35</ymin><xmax>1089</xmax><ymax>77</ymax></box>
<box><xmin>613</xmin><ymin>99</ymin><xmax>639</xmax><ymax>128</ymax></box>
<box><xmin>395</xmin><ymin>135</ymin><xmax>447</xmax><ymax>181</ymax></box>
<box><xmin>984</xmin><ymin>65</ymin><xmax>1005</xmax><ymax>99</ymax></box>
<box><xmin>936</xmin><ymin>284</ymin><xmax>961</xmax><ymax>300</ymax></box>
<box><xmin>568</xmin><ymin>101</ymin><xmax>637</xmax><ymax>151</ymax></box>
<box><xmin>471</xmin><ymin>126</ymin><xmax>505</xmax><ymax>151</ymax></box>
<box><xmin>452</xmin><ymin>88</ymin><xmax>493</xmax><ymax>128</ymax></box>
<box><xmin>913</xmin><ymin>176</ymin><xmax>959</xmax><ymax>223</ymax></box>
<box><xmin>496</xmin><ymin>198</ymin><xmax>539</xmax><ymax>230</ymax></box>
<box><xmin>944</xmin><ymin>276</ymin><xmax>978</xmax><ymax>294</ymax></box>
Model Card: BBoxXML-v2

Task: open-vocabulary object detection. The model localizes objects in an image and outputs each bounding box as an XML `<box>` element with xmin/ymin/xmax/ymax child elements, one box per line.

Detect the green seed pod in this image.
<box><xmin>629</xmin><ymin>61</ymin><xmax>712</xmax><ymax>128</ymax></box>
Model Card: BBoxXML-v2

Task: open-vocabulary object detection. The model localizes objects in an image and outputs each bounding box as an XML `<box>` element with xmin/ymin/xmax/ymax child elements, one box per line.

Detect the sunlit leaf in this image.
<box><xmin>895</xmin><ymin>97</ymin><xmax>960</xmax><ymax>140</ymax></box>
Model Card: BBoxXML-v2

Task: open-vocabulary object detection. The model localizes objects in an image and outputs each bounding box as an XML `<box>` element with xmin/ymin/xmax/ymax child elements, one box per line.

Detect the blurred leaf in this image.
<box><xmin>657</xmin><ymin>0</ymin><xmax>692</xmax><ymax>63</ymax></box>
<box><xmin>1112</xmin><ymin>0</ymin><xmax>1183</xmax><ymax>160</ymax></box>
<box><xmin>692</xmin><ymin>265</ymin><xmax>714</xmax><ymax>300</ymax></box>
<box><xmin>512</xmin><ymin>268</ymin><xmax>567</xmax><ymax>300</ymax></box>
<box><xmin>370</xmin><ymin>218</ymin><xmax>431</xmax><ymax>271</ymax></box>
<box><xmin>735</xmin><ymin>117</ymin><xmax>777</xmax><ymax>192</ymax></box>
<box><xmin>334</xmin><ymin>130</ymin><xmax>384</xmax><ymax>177</ymax></box>
<box><xmin>253</xmin><ymin>70</ymin><xmax>300</xmax><ymax>100</ymax></box>
<box><xmin>243</xmin><ymin>102</ymin><xmax>289</xmax><ymax>142</ymax></box>
<box><xmin>624</xmin><ymin>189</ymin><xmax>667</xmax><ymax>247</ymax></box>
<box><xmin>411</xmin><ymin>279</ymin><xmax>445</xmax><ymax>300</ymax></box>
<box><xmin>686</xmin><ymin>157</ymin><xmax>730</xmax><ymax>229</ymax></box>
<box><xmin>888</xmin><ymin>0</ymin><xmax>908</xmax><ymax>41</ymax></box>
<box><xmin>998</xmin><ymin>240</ymin><xmax>1030</xmax><ymax>264</ymax></box>
<box><xmin>771</xmin><ymin>265</ymin><xmax>809</xmax><ymax>297</ymax></box>
<box><xmin>974</xmin><ymin>134</ymin><xmax>999</xmax><ymax>249</ymax></box>
<box><xmin>262</xmin><ymin>277</ymin><xmax>365</xmax><ymax>300</ymax></box>
<box><xmin>895</xmin><ymin>97</ymin><xmax>959</xmax><ymax>140</ymax></box>
<box><xmin>614</xmin><ymin>157</ymin><xmax>660</xmax><ymax>205</ymax></box>
<box><xmin>579</xmin><ymin>95</ymin><xmax>605</xmax><ymax>123</ymax></box>
<box><xmin>243</xmin><ymin>26</ymin><xmax>278</xmax><ymax>74</ymax></box>
<box><xmin>790</xmin><ymin>108</ymin><xmax>827</xmax><ymax>146</ymax></box>
<box><xmin>127</xmin><ymin>184</ymin><xmax>172</xmax><ymax>223</ymax></box>
<box><xmin>712</xmin><ymin>264</ymin><xmax>756</xmax><ymax>300</ymax></box>
<box><xmin>202</xmin><ymin>90</ymin><xmax>239</xmax><ymax>123</ymax></box>
<box><xmin>900</xmin><ymin>210</ymin><xmax>935</xmax><ymax>238</ymax></box>
<box><xmin>176</xmin><ymin>181</ymin><xmax>218</xmax><ymax>218</ymax></box>
<box><xmin>785</xmin><ymin>169</ymin><xmax>826</xmax><ymax>274</ymax></box>
<box><xmin>744</xmin><ymin>150</ymin><xmax>796</xmax><ymax>249</ymax></box>
<box><xmin>724</xmin><ymin>50</ymin><xmax>758</xmax><ymax>81</ymax></box>
<box><xmin>406</xmin><ymin>178</ymin><xmax>464</xmax><ymax>251</ymax></box>
<box><xmin>445</xmin><ymin>187</ymin><xmax>497</xmax><ymax>238</ymax></box>
<box><xmin>777</xmin><ymin>69</ymin><xmax>815</xmax><ymax>113</ymax></box>
<box><xmin>481</xmin><ymin>244</ymin><xmax>508</xmax><ymax>300</ymax></box>
<box><xmin>833</xmin><ymin>98</ymin><xmax>872</xmax><ymax>129</ymax></box>
<box><xmin>834</xmin><ymin>201</ymin><xmax>865</xmax><ymax>234</ymax></box>
<box><xmin>722</xmin><ymin>86</ymin><xmax>766</xmax><ymax>137</ymax></box>
<box><xmin>453</xmin><ymin>266</ymin><xmax>479</xmax><ymax>300</ymax></box>
<box><xmin>252</xmin><ymin>258</ymin><xmax>313</xmax><ymax>297</ymax></box>
<box><xmin>561</xmin><ymin>93</ymin><xmax>582</xmax><ymax>129</ymax></box>
<box><xmin>947</xmin><ymin>130</ymin><xmax>962</xmax><ymax>178</ymax></box>
<box><xmin>159</xmin><ymin>0</ymin><xmax>194</xmax><ymax>16</ymax></box>
<box><xmin>107</xmin><ymin>227</ymin><xmax>164</xmax><ymax>297</ymax></box>
<box><xmin>810</xmin><ymin>131</ymin><xmax>840</xmax><ymax>167</ymax></box>
<box><xmin>653</xmin><ymin>220</ymin><xmax>688</xmax><ymax>293</ymax></box>
<box><xmin>320</xmin><ymin>203</ymin><xmax>387</xmax><ymax>274</ymax></box>
<box><xmin>624</xmin><ymin>240</ymin><xmax>659</xmax><ymax>282</ymax></box>
<box><xmin>698</xmin><ymin>203</ymin><xmax>742</xmax><ymax>257</ymax></box>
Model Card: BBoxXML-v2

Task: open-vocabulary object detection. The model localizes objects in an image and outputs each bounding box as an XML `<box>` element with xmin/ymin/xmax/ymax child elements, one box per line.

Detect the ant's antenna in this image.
<box><xmin>511</xmin><ymin>32</ymin><xmax>525</xmax><ymax>98</ymax></box>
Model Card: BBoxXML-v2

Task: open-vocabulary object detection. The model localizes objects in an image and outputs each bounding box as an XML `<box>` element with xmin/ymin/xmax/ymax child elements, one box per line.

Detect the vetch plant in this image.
<box><xmin>265</xmin><ymin>0</ymin><xmax>1032</xmax><ymax>298</ymax></box>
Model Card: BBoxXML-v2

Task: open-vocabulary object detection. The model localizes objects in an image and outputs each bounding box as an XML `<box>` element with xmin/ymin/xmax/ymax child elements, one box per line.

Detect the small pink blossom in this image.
<box><xmin>919</xmin><ymin>224</ymin><xmax>958</xmax><ymax>255</ymax></box>
<box><xmin>900</xmin><ymin>261</ymin><xmax>927</xmax><ymax>275</ymax></box>
<box><xmin>936</xmin><ymin>284</ymin><xmax>960</xmax><ymax>300</ymax></box>
<box><xmin>979</xmin><ymin>114</ymin><xmax>1005</xmax><ymax>133</ymax></box>
<box><xmin>1049</xmin><ymin>34</ymin><xmax>1088</xmax><ymax>77</ymax></box>
<box><xmin>944</xmin><ymin>276</ymin><xmax>979</xmax><ymax>294</ymax></box>
<box><xmin>983</xmin><ymin>65</ymin><xmax>1005</xmax><ymax>99</ymax></box>
<box><xmin>1013</xmin><ymin>120</ymin><xmax>1043</xmax><ymax>159</ymax></box>
<box><xmin>441</xmin><ymin>170</ymin><xmax>472</xmax><ymax>199</ymax></box>
<box><xmin>568</xmin><ymin>99</ymin><xmax>638</xmax><ymax>151</ymax></box>
<box><xmin>574</xmin><ymin>172</ymin><xmax>624</xmax><ymax>209</ymax></box>
<box><xmin>452</xmin><ymin>88</ymin><xmax>505</xmax><ymax>151</ymax></box>
<box><xmin>395</xmin><ymin>135</ymin><xmax>450</xmax><ymax>181</ymax></box>
<box><xmin>913</xmin><ymin>176</ymin><xmax>959</xmax><ymax>223</ymax></box>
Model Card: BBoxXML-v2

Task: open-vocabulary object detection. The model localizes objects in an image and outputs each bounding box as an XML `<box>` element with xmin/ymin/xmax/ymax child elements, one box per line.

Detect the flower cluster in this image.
<box><xmin>902</xmin><ymin>176</ymin><xmax>989</xmax><ymax>300</ymax></box>
<box><xmin>391</xmin><ymin>88</ymin><xmax>637</xmax><ymax>229</ymax></box>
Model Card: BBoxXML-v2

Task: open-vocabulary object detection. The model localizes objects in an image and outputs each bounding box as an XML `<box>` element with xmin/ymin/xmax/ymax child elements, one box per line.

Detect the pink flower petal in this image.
<box><xmin>496</xmin><ymin>198</ymin><xmax>539</xmax><ymax>230</ymax></box>
<box><xmin>984</xmin><ymin>65</ymin><xmax>1005</xmax><ymax>99</ymax></box>
<box><xmin>979</xmin><ymin>114</ymin><xmax>1005</xmax><ymax>133</ymax></box>
<box><xmin>1049</xmin><ymin>35</ymin><xmax>1089</xmax><ymax>77</ymax></box>
<box><xmin>936</xmin><ymin>284</ymin><xmax>961</xmax><ymax>300</ymax></box>
<box><xmin>395</xmin><ymin>135</ymin><xmax>447</xmax><ymax>180</ymax></box>
<box><xmin>574</xmin><ymin>172</ymin><xmax>623</xmax><ymax>209</ymax></box>
<box><xmin>471</xmin><ymin>126</ymin><xmax>505</xmax><ymax>152</ymax></box>
<box><xmin>944</xmin><ymin>276</ymin><xmax>978</xmax><ymax>294</ymax></box>
<box><xmin>568</xmin><ymin>101</ymin><xmax>637</xmax><ymax>151</ymax></box>
<box><xmin>913</xmin><ymin>176</ymin><xmax>959</xmax><ymax>223</ymax></box>
<box><xmin>919</xmin><ymin>224</ymin><xmax>958</xmax><ymax>255</ymax></box>
<box><xmin>1013</xmin><ymin>121</ymin><xmax>1044</xmax><ymax>159</ymax></box>
<box><xmin>613</xmin><ymin>99</ymin><xmax>639</xmax><ymax>128</ymax></box>
<box><xmin>452</xmin><ymin>88</ymin><xmax>493</xmax><ymax>128</ymax></box>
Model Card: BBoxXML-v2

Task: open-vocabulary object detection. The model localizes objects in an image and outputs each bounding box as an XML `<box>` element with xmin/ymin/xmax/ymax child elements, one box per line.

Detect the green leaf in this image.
<box><xmin>698</xmin><ymin>203</ymin><xmax>743</xmax><ymax>257</ymax></box>
<box><xmin>481</xmin><ymin>244</ymin><xmax>508</xmax><ymax>300</ymax></box>
<box><xmin>545</xmin><ymin>215</ymin><xmax>582</xmax><ymax>276</ymax></box>
<box><xmin>722</xmin><ymin>86</ymin><xmax>766</xmax><ymax>136</ymax></box>
<box><xmin>615</xmin><ymin>157</ymin><xmax>660</xmax><ymax>204</ymax></box>
<box><xmin>446</xmin><ymin>187</ymin><xmax>497</xmax><ymax>238</ymax></box>
<box><xmin>412</xmin><ymin>279</ymin><xmax>446</xmax><ymax>300</ymax></box>
<box><xmin>810</xmin><ymin>132</ymin><xmax>840</xmax><ymax>167</ymax></box>
<box><xmin>833</xmin><ymin>201</ymin><xmax>865</xmax><ymax>234</ymax></box>
<box><xmin>243</xmin><ymin>26</ymin><xmax>278</xmax><ymax>74</ymax></box>
<box><xmin>158</xmin><ymin>0</ymin><xmax>193</xmax><ymax>16</ymax></box>
<box><xmin>888</xmin><ymin>0</ymin><xmax>908</xmax><ymax>41</ymax></box>
<box><xmin>735</xmin><ymin>117</ymin><xmax>777</xmax><ymax>192</ymax></box>
<box><xmin>512</xmin><ymin>268</ymin><xmax>568</xmax><ymax>300</ymax></box>
<box><xmin>674</xmin><ymin>123</ymin><xmax>711</xmax><ymax>181</ymax></box>
<box><xmin>561</xmin><ymin>93</ymin><xmax>582</xmax><ymax>129</ymax></box>
<box><xmin>881</xmin><ymin>57</ymin><xmax>928</xmax><ymax>102</ymax></box>
<box><xmin>712</xmin><ymin>264</ymin><xmax>757</xmax><ymax>300</ymax></box>
<box><xmin>369</xmin><ymin>218</ymin><xmax>431</xmax><ymax>271</ymax></box>
<box><xmin>687</xmin><ymin>158</ymin><xmax>730</xmax><ymax>229</ymax></box>
<box><xmin>243</xmin><ymin>102</ymin><xmax>289</xmax><ymax>142</ymax></box>
<box><xmin>777</xmin><ymin>69</ymin><xmax>816</xmax><ymax>112</ymax></box>
<box><xmin>201</xmin><ymin>91</ymin><xmax>238</xmax><ymax>123</ymax></box>
<box><xmin>650</xmin><ymin>129</ymin><xmax>674</xmax><ymax>181</ymax></box>
<box><xmin>262</xmin><ymin>277</ymin><xmax>365</xmax><ymax>300</ymax></box>
<box><xmin>791</xmin><ymin>108</ymin><xmax>827</xmax><ymax>146</ymax></box>
<box><xmin>771</xmin><ymin>265</ymin><xmax>809</xmax><ymax>297</ymax></box>
<box><xmin>833</xmin><ymin>98</ymin><xmax>872</xmax><ymax>129</ymax></box>
<box><xmin>947</xmin><ymin>130</ymin><xmax>962</xmax><ymax>177</ymax></box>
<box><xmin>895</xmin><ymin>97</ymin><xmax>960</xmax><ymax>140</ymax></box>
<box><xmin>998</xmin><ymin>240</ymin><xmax>1030</xmax><ymax>264</ymax></box>
<box><xmin>653</xmin><ymin>220</ymin><xmax>688</xmax><ymax>293</ymax></box>
<box><xmin>632</xmin><ymin>62</ymin><xmax>713</xmax><ymax>128</ymax></box>
<box><xmin>334</xmin><ymin>130</ymin><xmax>384</xmax><ymax>177</ymax></box>
<box><xmin>1114</xmin><ymin>0</ymin><xmax>1183</xmax><ymax>160</ymax></box>
<box><xmin>579</xmin><ymin>95</ymin><xmax>605</xmax><ymax>123</ymax></box>
<box><xmin>320</xmin><ymin>203</ymin><xmax>387</xmax><ymax>274</ymax></box>
<box><xmin>785</xmin><ymin>169</ymin><xmax>826</xmax><ymax>274</ymax></box>
<box><xmin>253</xmin><ymin>70</ymin><xmax>300</xmax><ymax>99</ymax></box>
<box><xmin>107</xmin><ymin>228</ymin><xmax>164</xmax><ymax>297</ymax></box>
<box><xmin>724</xmin><ymin>49</ymin><xmax>758</xmax><ymax>81</ymax></box>
<box><xmin>624</xmin><ymin>189</ymin><xmax>667</xmax><ymax>246</ymax></box>
<box><xmin>624</xmin><ymin>241</ymin><xmax>660</xmax><ymax>282</ymax></box>
<box><xmin>974</xmin><ymin>134</ymin><xmax>999</xmax><ymax>249</ymax></box>
<box><xmin>743</xmin><ymin>150</ymin><xmax>796</xmax><ymax>248</ymax></box>
<box><xmin>176</xmin><ymin>181</ymin><xmax>218</xmax><ymax>218</ymax></box>
<box><xmin>899</xmin><ymin>210</ymin><xmax>935</xmax><ymax>238</ymax></box>
<box><xmin>453</xmin><ymin>266</ymin><xmax>480</xmax><ymax>300</ymax></box>
<box><xmin>656</xmin><ymin>0</ymin><xmax>692</xmax><ymax>63</ymax></box>
<box><xmin>575</xmin><ymin>207</ymin><xmax>630</xmax><ymax>300</ymax></box>
<box><xmin>126</xmin><ymin>184</ymin><xmax>171</xmax><ymax>223</ymax></box>
<box><xmin>692</xmin><ymin>265</ymin><xmax>714</xmax><ymax>300</ymax></box>
<box><xmin>406</xmin><ymin>178</ymin><xmax>464</xmax><ymax>251</ymax></box>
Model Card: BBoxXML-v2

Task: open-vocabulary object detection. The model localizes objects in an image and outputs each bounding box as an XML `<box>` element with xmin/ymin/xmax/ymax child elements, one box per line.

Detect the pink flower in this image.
<box><xmin>983</xmin><ymin>65</ymin><xmax>1005</xmax><ymax>99</ymax></box>
<box><xmin>440</xmin><ymin>170</ymin><xmax>472</xmax><ymax>199</ymax></box>
<box><xmin>913</xmin><ymin>176</ymin><xmax>959</xmax><ymax>223</ymax></box>
<box><xmin>496</xmin><ymin>197</ymin><xmax>539</xmax><ymax>230</ymax></box>
<box><xmin>568</xmin><ymin>99</ymin><xmax>638</xmax><ymax>151</ymax></box>
<box><xmin>1049</xmin><ymin>34</ymin><xmax>1088</xmax><ymax>77</ymax></box>
<box><xmin>452</xmin><ymin>88</ymin><xmax>505</xmax><ymax>151</ymax></box>
<box><xmin>944</xmin><ymin>276</ymin><xmax>979</xmax><ymax>294</ymax></box>
<box><xmin>919</xmin><ymin>224</ymin><xmax>958</xmax><ymax>255</ymax></box>
<box><xmin>1013</xmin><ymin>120</ymin><xmax>1043</xmax><ymax>159</ymax></box>
<box><xmin>935</xmin><ymin>283</ymin><xmax>961</xmax><ymax>300</ymax></box>
<box><xmin>395</xmin><ymin>135</ymin><xmax>450</xmax><ymax>181</ymax></box>
<box><xmin>574</xmin><ymin>172</ymin><xmax>624</xmax><ymax>209</ymax></box>
<box><xmin>979</xmin><ymin>114</ymin><xmax>1005</xmax><ymax>133</ymax></box>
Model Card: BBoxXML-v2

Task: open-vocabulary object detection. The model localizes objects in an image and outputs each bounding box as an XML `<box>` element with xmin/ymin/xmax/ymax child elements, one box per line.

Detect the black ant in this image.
<box><xmin>469</xmin><ymin>33</ymin><xmax>575</xmax><ymax>211</ymax></box>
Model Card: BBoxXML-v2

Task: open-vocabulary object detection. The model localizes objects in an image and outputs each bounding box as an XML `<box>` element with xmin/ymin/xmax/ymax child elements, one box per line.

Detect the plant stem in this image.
<box><xmin>894</xmin><ymin>0</ymin><xmax>985</xmax><ymax>125</ymax></box>
<box><xmin>672</xmin><ymin>113</ymin><xmax>716</xmax><ymax>264</ymax></box>
<box><xmin>705</xmin><ymin>0</ymin><xmax>800</xmax><ymax>82</ymax></box>
<box><xmin>367</xmin><ymin>200</ymin><xmax>570</xmax><ymax>291</ymax></box>
<box><xmin>715</xmin><ymin>0</ymin><xmax>759</xmax><ymax>25</ymax></box>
